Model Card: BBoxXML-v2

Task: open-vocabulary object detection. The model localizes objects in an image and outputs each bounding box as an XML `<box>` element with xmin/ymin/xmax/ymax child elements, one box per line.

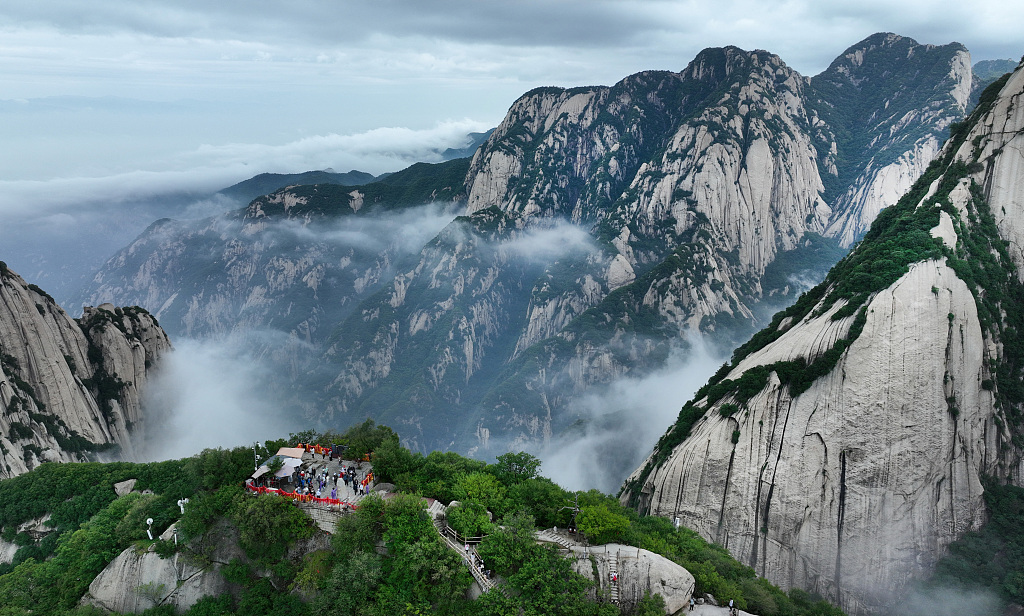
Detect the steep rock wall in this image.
<box><xmin>826</xmin><ymin>137</ymin><xmax>944</xmax><ymax>247</ymax></box>
<box><xmin>0</xmin><ymin>265</ymin><xmax>169</xmax><ymax>477</ymax></box>
<box><xmin>623</xmin><ymin>60</ymin><xmax>1024</xmax><ymax>614</ymax></box>
<box><xmin>628</xmin><ymin>261</ymin><xmax>998</xmax><ymax>613</ymax></box>
<box><xmin>815</xmin><ymin>36</ymin><xmax>973</xmax><ymax>247</ymax></box>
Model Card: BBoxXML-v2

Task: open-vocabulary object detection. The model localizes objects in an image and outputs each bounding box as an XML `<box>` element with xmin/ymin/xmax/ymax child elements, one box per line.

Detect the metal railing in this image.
<box><xmin>432</xmin><ymin>519</ymin><xmax>498</xmax><ymax>592</ymax></box>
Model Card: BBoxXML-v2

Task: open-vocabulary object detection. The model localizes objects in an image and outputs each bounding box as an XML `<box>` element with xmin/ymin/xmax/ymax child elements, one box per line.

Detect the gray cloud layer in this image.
<box><xmin>3</xmin><ymin>1</ymin><xmax>1020</xmax><ymax>203</ymax></box>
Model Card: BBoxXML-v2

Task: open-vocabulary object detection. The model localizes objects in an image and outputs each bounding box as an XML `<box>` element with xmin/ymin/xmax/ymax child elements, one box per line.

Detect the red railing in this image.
<box><xmin>245</xmin><ymin>483</ymin><xmax>358</xmax><ymax>509</ymax></box>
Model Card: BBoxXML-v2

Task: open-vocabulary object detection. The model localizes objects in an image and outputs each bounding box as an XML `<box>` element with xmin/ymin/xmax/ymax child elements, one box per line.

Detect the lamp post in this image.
<box><xmin>253</xmin><ymin>441</ymin><xmax>262</xmax><ymax>472</ymax></box>
<box><xmin>177</xmin><ymin>498</ymin><xmax>189</xmax><ymax>514</ymax></box>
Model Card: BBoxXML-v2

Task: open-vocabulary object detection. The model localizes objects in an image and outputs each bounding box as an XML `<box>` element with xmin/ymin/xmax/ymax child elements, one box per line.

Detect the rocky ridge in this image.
<box><xmin>621</xmin><ymin>60</ymin><xmax>1024</xmax><ymax>613</ymax></box>
<box><xmin>0</xmin><ymin>262</ymin><xmax>170</xmax><ymax>478</ymax></box>
<box><xmin>327</xmin><ymin>35</ymin><xmax>972</xmax><ymax>451</ymax></box>
<box><xmin>816</xmin><ymin>33</ymin><xmax>973</xmax><ymax>247</ymax></box>
<box><xmin>78</xmin><ymin>35</ymin><xmax>978</xmax><ymax>456</ymax></box>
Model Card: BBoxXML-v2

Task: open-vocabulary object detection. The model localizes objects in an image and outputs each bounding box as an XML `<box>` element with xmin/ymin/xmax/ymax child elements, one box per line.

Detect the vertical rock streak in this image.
<box><xmin>0</xmin><ymin>265</ymin><xmax>169</xmax><ymax>478</ymax></box>
<box><xmin>623</xmin><ymin>61</ymin><xmax>1024</xmax><ymax>613</ymax></box>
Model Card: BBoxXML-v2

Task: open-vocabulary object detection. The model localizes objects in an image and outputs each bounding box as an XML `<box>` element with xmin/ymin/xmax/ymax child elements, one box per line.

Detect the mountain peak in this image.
<box><xmin>622</xmin><ymin>59</ymin><xmax>1024</xmax><ymax>614</ymax></box>
<box><xmin>0</xmin><ymin>264</ymin><xmax>171</xmax><ymax>477</ymax></box>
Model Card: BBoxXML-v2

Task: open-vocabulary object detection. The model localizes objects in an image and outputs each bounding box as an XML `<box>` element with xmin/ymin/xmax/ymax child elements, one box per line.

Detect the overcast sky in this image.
<box><xmin>2</xmin><ymin>0</ymin><xmax>1023</xmax><ymax>209</ymax></box>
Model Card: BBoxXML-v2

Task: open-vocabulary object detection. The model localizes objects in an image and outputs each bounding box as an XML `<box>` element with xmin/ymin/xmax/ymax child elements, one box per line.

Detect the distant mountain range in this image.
<box><xmin>217</xmin><ymin>169</ymin><xmax>380</xmax><ymax>205</ymax></box>
<box><xmin>74</xmin><ymin>35</ymin><xmax>1010</xmax><ymax>468</ymax></box>
<box><xmin>3</xmin><ymin>32</ymin><xmax>1023</xmax><ymax>614</ymax></box>
<box><xmin>213</xmin><ymin>132</ymin><xmax>496</xmax><ymax>205</ymax></box>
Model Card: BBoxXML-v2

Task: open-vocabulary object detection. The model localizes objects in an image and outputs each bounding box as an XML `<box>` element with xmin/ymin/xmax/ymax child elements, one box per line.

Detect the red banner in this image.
<box><xmin>246</xmin><ymin>483</ymin><xmax>357</xmax><ymax>509</ymax></box>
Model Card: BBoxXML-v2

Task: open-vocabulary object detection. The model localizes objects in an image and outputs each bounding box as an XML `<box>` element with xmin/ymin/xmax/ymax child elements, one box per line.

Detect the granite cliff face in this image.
<box><xmin>816</xmin><ymin>33</ymin><xmax>974</xmax><ymax>247</ymax></box>
<box><xmin>78</xmin><ymin>34</ymin><xmax>975</xmax><ymax>455</ymax></box>
<box><xmin>622</xmin><ymin>60</ymin><xmax>1024</xmax><ymax>613</ymax></box>
<box><xmin>0</xmin><ymin>263</ymin><xmax>170</xmax><ymax>477</ymax></box>
<box><xmin>435</xmin><ymin>36</ymin><xmax>968</xmax><ymax>450</ymax></box>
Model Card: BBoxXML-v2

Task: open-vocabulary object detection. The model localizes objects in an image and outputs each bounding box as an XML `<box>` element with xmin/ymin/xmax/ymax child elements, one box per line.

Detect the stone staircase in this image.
<box><xmin>432</xmin><ymin>518</ymin><xmax>497</xmax><ymax>593</ymax></box>
<box><xmin>607</xmin><ymin>551</ymin><xmax>620</xmax><ymax>605</ymax></box>
<box><xmin>535</xmin><ymin>528</ymin><xmax>582</xmax><ymax>550</ymax></box>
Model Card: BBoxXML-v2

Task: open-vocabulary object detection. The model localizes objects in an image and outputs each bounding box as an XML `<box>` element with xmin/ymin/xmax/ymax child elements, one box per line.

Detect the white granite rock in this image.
<box><xmin>115</xmin><ymin>479</ymin><xmax>138</xmax><ymax>496</ymax></box>
<box><xmin>624</xmin><ymin>59</ymin><xmax>1024</xmax><ymax>615</ymax></box>
<box><xmin>569</xmin><ymin>543</ymin><xmax>695</xmax><ymax>615</ymax></box>
<box><xmin>84</xmin><ymin>543</ymin><xmax>229</xmax><ymax>613</ymax></box>
<box><xmin>0</xmin><ymin>268</ymin><xmax>170</xmax><ymax>478</ymax></box>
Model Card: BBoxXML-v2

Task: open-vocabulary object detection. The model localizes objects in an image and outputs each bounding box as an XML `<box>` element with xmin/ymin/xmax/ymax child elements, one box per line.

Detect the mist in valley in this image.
<box><xmin>125</xmin><ymin>205</ymin><xmax>807</xmax><ymax>498</ymax></box>
<box><xmin>536</xmin><ymin>337</ymin><xmax>725</xmax><ymax>494</ymax></box>
<box><xmin>139</xmin><ymin>334</ymin><xmax>299</xmax><ymax>462</ymax></box>
<box><xmin>0</xmin><ymin>121</ymin><xmax>486</xmax><ymax>307</ymax></box>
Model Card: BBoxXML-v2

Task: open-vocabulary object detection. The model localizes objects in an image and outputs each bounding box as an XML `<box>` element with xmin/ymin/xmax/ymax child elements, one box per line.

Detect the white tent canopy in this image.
<box><xmin>275</xmin><ymin>457</ymin><xmax>302</xmax><ymax>477</ymax></box>
<box><xmin>252</xmin><ymin>455</ymin><xmax>304</xmax><ymax>479</ymax></box>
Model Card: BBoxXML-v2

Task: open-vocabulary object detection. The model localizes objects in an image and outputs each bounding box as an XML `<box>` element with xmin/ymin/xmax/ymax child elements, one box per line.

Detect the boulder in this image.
<box><xmin>83</xmin><ymin>524</ymin><xmax>230</xmax><ymax>613</ymax></box>
<box><xmin>569</xmin><ymin>543</ymin><xmax>694</xmax><ymax>614</ymax></box>
<box><xmin>114</xmin><ymin>479</ymin><xmax>138</xmax><ymax>496</ymax></box>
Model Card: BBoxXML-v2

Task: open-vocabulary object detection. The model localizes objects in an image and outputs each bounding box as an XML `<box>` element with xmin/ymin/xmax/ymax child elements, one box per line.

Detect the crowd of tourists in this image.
<box><xmin>245</xmin><ymin>442</ymin><xmax>377</xmax><ymax>508</ymax></box>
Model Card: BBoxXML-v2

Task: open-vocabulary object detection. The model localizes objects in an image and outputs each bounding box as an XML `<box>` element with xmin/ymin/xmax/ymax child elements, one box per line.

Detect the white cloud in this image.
<box><xmin>259</xmin><ymin>203</ymin><xmax>460</xmax><ymax>257</ymax></box>
<box><xmin>538</xmin><ymin>337</ymin><xmax>725</xmax><ymax>494</ymax></box>
<box><xmin>901</xmin><ymin>586</ymin><xmax>1001</xmax><ymax>616</ymax></box>
<box><xmin>501</xmin><ymin>222</ymin><xmax>598</xmax><ymax>263</ymax></box>
<box><xmin>3</xmin><ymin>1</ymin><xmax>1020</xmax><ymax>190</ymax></box>
<box><xmin>140</xmin><ymin>335</ymin><xmax>298</xmax><ymax>461</ymax></box>
<box><xmin>0</xmin><ymin>119</ymin><xmax>487</xmax><ymax>222</ymax></box>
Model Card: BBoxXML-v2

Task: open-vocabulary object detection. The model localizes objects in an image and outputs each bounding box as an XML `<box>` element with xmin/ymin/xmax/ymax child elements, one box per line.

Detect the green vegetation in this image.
<box><xmin>913</xmin><ymin>481</ymin><xmax>1024</xmax><ymax>611</ymax></box>
<box><xmin>233</xmin><ymin>493</ymin><xmax>315</xmax><ymax>565</ymax></box>
<box><xmin>0</xmin><ymin>493</ymin><xmax>146</xmax><ymax>614</ymax></box>
<box><xmin>577</xmin><ymin>504</ymin><xmax>630</xmax><ymax>545</ymax></box>
<box><xmin>248</xmin><ymin>157</ymin><xmax>471</xmax><ymax>220</ymax></box>
<box><xmin>314</xmin><ymin>492</ymin><xmax>473</xmax><ymax>615</ymax></box>
<box><xmin>624</xmin><ymin>72</ymin><xmax>1022</xmax><ymax>508</ymax></box>
<box><xmin>218</xmin><ymin>169</ymin><xmax>378</xmax><ymax>204</ymax></box>
<box><xmin>0</xmin><ymin>425</ymin><xmax>845</xmax><ymax>616</ymax></box>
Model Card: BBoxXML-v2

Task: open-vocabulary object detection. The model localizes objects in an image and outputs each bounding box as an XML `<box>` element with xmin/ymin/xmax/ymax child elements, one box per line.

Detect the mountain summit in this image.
<box><xmin>77</xmin><ymin>35</ymin><xmax>976</xmax><ymax>464</ymax></box>
<box><xmin>621</xmin><ymin>58</ymin><xmax>1024</xmax><ymax>613</ymax></box>
<box><xmin>0</xmin><ymin>263</ymin><xmax>170</xmax><ymax>477</ymax></box>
